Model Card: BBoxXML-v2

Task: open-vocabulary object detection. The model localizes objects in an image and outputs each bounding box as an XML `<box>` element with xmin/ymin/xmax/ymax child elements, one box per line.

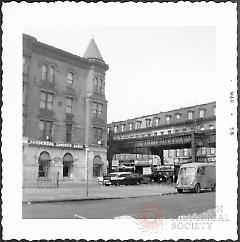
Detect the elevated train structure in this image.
<box><xmin>107</xmin><ymin>102</ymin><xmax>216</xmax><ymax>173</ymax></box>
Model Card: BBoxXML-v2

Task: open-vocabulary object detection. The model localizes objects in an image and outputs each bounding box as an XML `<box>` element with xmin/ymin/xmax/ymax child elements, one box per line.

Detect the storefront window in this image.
<box><xmin>38</xmin><ymin>151</ymin><xmax>51</xmax><ymax>177</ymax></box>
<box><xmin>93</xmin><ymin>156</ymin><xmax>103</xmax><ymax>177</ymax></box>
<box><xmin>63</xmin><ymin>153</ymin><xmax>74</xmax><ymax>178</ymax></box>
<box><xmin>93</xmin><ymin>164</ymin><xmax>101</xmax><ymax>177</ymax></box>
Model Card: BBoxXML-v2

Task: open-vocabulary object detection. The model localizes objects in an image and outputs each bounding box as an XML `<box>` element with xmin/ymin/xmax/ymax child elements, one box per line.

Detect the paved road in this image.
<box><xmin>23</xmin><ymin>191</ymin><xmax>215</xmax><ymax>219</ymax></box>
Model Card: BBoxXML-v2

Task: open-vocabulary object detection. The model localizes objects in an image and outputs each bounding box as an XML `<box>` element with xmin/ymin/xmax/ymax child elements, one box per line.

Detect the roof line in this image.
<box><xmin>108</xmin><ymin>101</ymin><xmax>216</xmax><ymax>124</ymax></box>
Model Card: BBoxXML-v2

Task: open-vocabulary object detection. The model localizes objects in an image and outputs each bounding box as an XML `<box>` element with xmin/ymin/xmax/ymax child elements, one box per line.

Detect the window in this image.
<box><xmin>183</xmin><ymin>149</ymin><xmax>189</xmax><ymax>157</ymax></box>
<box><xmin>40</xmin><ymin>91</ymin><xmax>53</xmax><ymax>110</ymax></box>
<box><xmin>94</xmin><ymin>78</ymin><xmax>98</xmax><ymax>92</ymax></box>
<box><xmin>94</xmin><ymin>127</ymin><xmax>103</xmax><ymax>141</ymax></box>
<box><xmin>98</xmin><ymin>104</ymin><xmax>103</xmax><ymax>116</ymax></box>
<box><xmin>99</xmin><ymin>79</ymin><xmax>104</xmax><ymax>94</ymax></box>
<box><xmin>160</xmin><ymin>131</ymin><xmax>164</xmax><ymax>135</ymax></box>
<box><xmin>175</xmin><ymin>129</ymin><xmax>179</xmax><ymax>133</ymax></box>
<box><xmin>176</xmin><ymin>113</ymin><xmax>181</xmax><ymax>119</ymax></box>
<box><xmin>199</xmin><ymin>109</ymin><xmax>205</xmax><ymax>118</ymax></box>
<box><xmin>66</xmin><ymin>124</ymin><xmax>72</xmax><ymax>142</ymax></box>
<box><xmin>146</xmin><ymin>119</ymin><xmax>152</xmax><ymax>128</ymax></box>
<box><xmin>201</xmin><ymin>147</ymin><xmax>206</xmax><ymax>155</ymax></box>
<box><xmin>197</xmin><ymin>167</ymin><xmax>205</xmax><ymax>175</ymax></box>
<box><xmin>155</xmin><ymin>118</ymin><xmax>160</xmax><ymax>126</ymax></box>
<box><xmin>210</xmin><ymin>148</ymin><xmax>215</xmax><ymax>155</ymax></box>
<box><xmin>188</xmin><ymin>111</ymin><xmax>193</xmax><ymax>120</ymax></box>
<box><xmin>129</xmin><ymin>123</ymin><xmax>133</xmax><ymax>131</ymax></box>
<box><xmin>93</xmin><ymin>103</ymin><xmax>103</xmax><ymax>116</ymax></box>
<box><xmin>107</xmin><ymin>127</ymin><xmax>111</xmax><ymax>133</ymax></box>
<box><xmin>49</xmin><ymin>66</ymin><xmax>55</xmax><ymax>82</ymax></box>
<box><xmin>39</xmin><ymin>120</ymin><xmax>53</xmax><ymax>138</ymax></box>
<box><xmin>176</xmin><ymin>149</ymin><xmax>180</xmax><ymax>157</ymax></box>
<box><xmin>168</xmin><ymin>130</ymin><xmax>171</xmax><ymax>134</ymax></box>
<box><xmin>135</xmin><ymin>121</ymin><xmax>142</xmax><ymax>129</ymax></box>
<box><xmin>93</xmin><ymin>77</ymin><xmax>104</xmax><ymax>94</ymax></box>
<box><xmin>166</xmin><ymin>115</ymin><xmax>171</xmax><ymax>123</ymax></box>
<box><xmin>200</xmin><ymin>126</ymin><xmax>205</xmax><ymax>131</ymax></box>
<box><xmin>154</xmin><ymin>132</ymin><xmax>157</xmax><ymax>136</ymax></box>
<box><xmin>209</xmin><ymin>124</ymin><xmax>214</xmax><ymax>130</ymax></box>
<box><xmin>42</xmin><ymin>64</ymin><xmax>47</xmax><ymax>80</ymax></box>
<box><xmin>67</xmin><ymin>72</ymin><xmax>74</xmax><ymax>84</ymax></box>
<box><xmin>66</xmin><ymin>97</ymin><xmax>73</xmax><ymax>114</ymax></box>
<box><xmin>121</xmin><ymin>124</ymin><xmax>125</xmax><ymax>132</ymax></box>
<box><xmin>114</xmin><ymin>126</ymin><xmax>118</xmax><ymax>133</ymax></box>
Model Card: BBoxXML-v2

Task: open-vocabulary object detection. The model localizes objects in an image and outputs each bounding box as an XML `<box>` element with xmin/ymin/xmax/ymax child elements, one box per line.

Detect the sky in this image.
<box><xmin>24</xmin><ymin>25</ymin><xmax>216</xmax><ymax>124</ymax></box>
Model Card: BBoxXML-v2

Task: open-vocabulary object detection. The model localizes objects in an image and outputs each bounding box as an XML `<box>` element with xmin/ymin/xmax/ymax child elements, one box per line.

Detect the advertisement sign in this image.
<box><xmin>28</xmin><ymin>139</ymin><xmax>84</xmax><ymax>149</ymax></box>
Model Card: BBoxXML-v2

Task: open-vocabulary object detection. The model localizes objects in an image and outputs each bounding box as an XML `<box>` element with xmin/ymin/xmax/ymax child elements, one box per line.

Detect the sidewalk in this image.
<box><xmin>23</xmin><ymin>182</ymin><xmax>177</xmax><ymax>204</ymax></box>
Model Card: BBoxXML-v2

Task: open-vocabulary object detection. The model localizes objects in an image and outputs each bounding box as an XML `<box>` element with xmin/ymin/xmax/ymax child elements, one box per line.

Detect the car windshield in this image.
<box><xmin>179</xmin><ymin>167</ymin><xmax>196</xmax><ymax>175</ymax></box>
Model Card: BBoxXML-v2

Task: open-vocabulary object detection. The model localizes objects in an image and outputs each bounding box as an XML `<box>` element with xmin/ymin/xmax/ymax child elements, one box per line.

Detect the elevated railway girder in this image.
<box><xmin>107</xmin><ymin>130</ymin><xmax>216</xmax><ymax>172</ymax></box>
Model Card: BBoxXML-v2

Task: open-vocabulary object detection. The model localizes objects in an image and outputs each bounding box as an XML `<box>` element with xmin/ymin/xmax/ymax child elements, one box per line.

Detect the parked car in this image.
<box><xmin>176</xmin><ymin>162</ymin><xmax>216</xmax><ymax>193</ymax></box>
<box><xmin>103</xmin><ymin>172</ymin><xmax>142</xmax><ymax>186</ymax></box>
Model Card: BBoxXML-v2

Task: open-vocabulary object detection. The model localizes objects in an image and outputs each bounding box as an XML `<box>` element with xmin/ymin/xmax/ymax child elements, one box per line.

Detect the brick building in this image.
<box><xmin>108</xmin><ymin>101</ymin><xmax>216</xmax><ymax>172</ymax></box>
<box><xmin>23</xmin><ymin>34</ymin><xmax>109</xmax><ymax>183</ymax></box>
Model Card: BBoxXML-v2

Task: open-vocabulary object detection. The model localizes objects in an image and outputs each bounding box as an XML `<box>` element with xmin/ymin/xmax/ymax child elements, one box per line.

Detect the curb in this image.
<box><xmin>23</xmin><ymin>192</ymin><xmax>178</xmax><ymax>205</ymax></box>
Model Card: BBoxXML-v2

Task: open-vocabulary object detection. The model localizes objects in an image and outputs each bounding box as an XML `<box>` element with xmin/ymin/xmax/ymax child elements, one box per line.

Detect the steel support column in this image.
<box><xmin>191</xmin><ymin>133</ymin><xmax>196</xmax><ymax>163</ymax></box>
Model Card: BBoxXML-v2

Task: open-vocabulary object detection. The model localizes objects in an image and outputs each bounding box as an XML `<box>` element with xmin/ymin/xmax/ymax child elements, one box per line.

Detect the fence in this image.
<box><xmin>23</xmin><ymin>171</ymin><xmax>60</xmax><ymax>188</ymax></box>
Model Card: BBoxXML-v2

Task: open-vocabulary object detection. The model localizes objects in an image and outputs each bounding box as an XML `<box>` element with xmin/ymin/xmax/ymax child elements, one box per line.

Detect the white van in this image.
<box><xmin>176</xmin><ymin>163</ymin><xmax>216</xmax><ymax>193</ymax></box>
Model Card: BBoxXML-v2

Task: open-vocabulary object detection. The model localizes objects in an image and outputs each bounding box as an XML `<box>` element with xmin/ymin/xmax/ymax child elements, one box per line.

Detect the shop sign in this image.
<box><xmin>28</xmin><ymin>139</ymin><xmax>84</xmax><ymax>149</ymax></box>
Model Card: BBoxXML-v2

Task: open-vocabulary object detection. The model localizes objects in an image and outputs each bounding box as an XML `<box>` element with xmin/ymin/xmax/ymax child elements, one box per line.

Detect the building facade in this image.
<box><xmin>108</xmin><ymin>101</ymin><xmax>216</xmax><ymax>170</ymax></box>
<box><xmin>23</xmin><ymin>34</ymin><xmax>109</xmax><ymax>184</ymax></box>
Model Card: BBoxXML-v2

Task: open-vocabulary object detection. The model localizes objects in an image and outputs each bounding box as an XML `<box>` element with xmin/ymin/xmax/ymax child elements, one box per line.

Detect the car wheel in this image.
<box><xmin>177</xmin><ymin>189</ymin><xmax>183</xmax><ymax>194</ymax></box>
<box><xmin>195</xmin><ymin>183</ymin><xmax>201</xmax><ymax>193</ymax></box>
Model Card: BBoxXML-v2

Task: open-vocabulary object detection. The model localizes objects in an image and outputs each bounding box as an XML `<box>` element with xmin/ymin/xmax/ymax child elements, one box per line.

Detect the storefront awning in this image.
<box><xmin>93</xmin><ymin>156</ymin><xmax>104</xmax><ymax>165</ymax></box>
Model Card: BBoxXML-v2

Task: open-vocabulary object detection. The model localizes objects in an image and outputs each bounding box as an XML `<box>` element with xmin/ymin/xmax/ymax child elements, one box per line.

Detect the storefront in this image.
<box><xmin>22</xmin><ymin>138</ymin><xmax>108</xmax><ymax>185</ymax></box>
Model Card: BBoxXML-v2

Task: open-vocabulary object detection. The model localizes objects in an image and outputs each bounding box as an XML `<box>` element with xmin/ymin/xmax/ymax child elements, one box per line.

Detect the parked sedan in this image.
<box><xmin>104</xmin><ymin>172</ymin><xmax>142</xmax><ymax>186</ymax></box>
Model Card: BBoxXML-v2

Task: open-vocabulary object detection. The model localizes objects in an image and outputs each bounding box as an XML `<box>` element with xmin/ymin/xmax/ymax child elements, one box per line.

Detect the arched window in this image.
<box><xmin>67</xmin><ymin>72</ymin><xmax>74</xmax><ymax>84</ymax></box>
<box><xmin>93</xmin><ymin>155</ymin><xmax>104</xmax><ymax>177</ymax></box>
<box><xmin>63</xmin><ymin>153</ymin><xmax>74</xmax><ymax>178</ymax></box>
<box><xmin>94</xmin><ymin>77</ymin><xmax>98</xmax><ymax>92</ymax></box>
<box><xmin>49</xmin><ymin>66</ymin><xmax>55</xmax><ymax>82</ymax></box>
<box><xmin>38</xmin><ymin>151</ymin><xmax>51</xmax><ymax>177</ymax></box>
<box><xmin>42</xmin><ymin>64</ymin><xmax>47</xmax><ymax>80</ymax></box>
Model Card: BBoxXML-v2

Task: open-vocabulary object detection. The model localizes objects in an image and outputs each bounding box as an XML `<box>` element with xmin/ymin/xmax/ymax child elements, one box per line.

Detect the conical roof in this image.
<box><xmin>83</xmin><ymin>38</ymin><xmax>104</xmax><ymax>62</ymax></box>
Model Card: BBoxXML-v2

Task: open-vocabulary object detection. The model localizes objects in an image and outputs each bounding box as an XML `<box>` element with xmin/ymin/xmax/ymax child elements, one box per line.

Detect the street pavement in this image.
<box><xmin>22</xmin><ymin>191</ymin><xmax>215</xmax><ymax>219</ymax></box>
<box><xmin>23</xmin><ymin>182</ymin><xmax>177</xmax><ymax>203</ymax></box>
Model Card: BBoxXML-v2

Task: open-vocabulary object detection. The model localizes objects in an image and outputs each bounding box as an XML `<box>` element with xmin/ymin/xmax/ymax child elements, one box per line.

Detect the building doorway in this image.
<box><xmin>38</xmin><ymin>151</ymin><xmax>51</xmax><ymax>177</ymax></box>
<box><xmin>93</xmin><ymin>156</ymin><xmax>104</xmax><ymax>177</ymax></box>
<box><xmin>63</xmin><ymin>153</ymin><xmax>74</xmax><ymax>178</ymax></box>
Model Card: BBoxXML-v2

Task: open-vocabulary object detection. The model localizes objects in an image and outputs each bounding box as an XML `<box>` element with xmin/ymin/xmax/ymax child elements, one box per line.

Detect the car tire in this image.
<box><xmin>177</xmin><ymin>189</ymin><xmax>183</xmax><ymax>194</ymax></box>
<box><xmin>195</xmin><ymin>183</ymin><xmax>201</xmax><ymax>193</ymax></box>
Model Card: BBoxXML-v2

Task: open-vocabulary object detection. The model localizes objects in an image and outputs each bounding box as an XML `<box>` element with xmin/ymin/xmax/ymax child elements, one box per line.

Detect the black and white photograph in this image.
<box><xmin>2</xmin><ymin>2</ymin><xmax>238</xmax><ymax>240</ymax></box>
